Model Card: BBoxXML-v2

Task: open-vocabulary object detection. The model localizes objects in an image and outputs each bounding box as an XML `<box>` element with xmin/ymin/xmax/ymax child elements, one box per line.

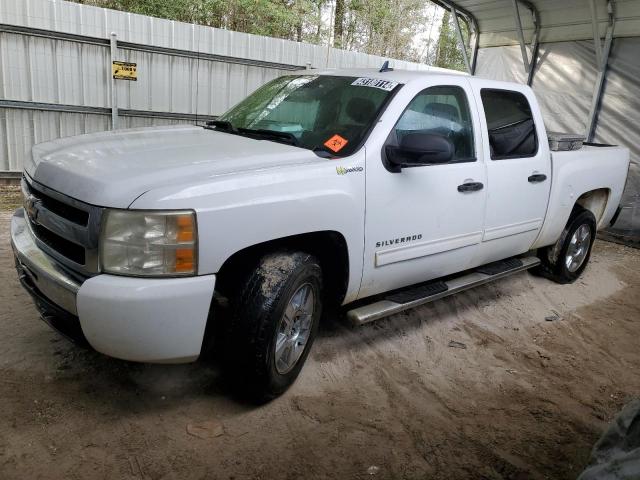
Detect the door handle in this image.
<box><xmin>457</xmin><ymin>182</ymin><xmax>484</xmax><ymax>193</ymax></box>
<box><xmin>528</xmin><ymin>173</ymin><xmax>547</xmax><ymax>183</ymax></box>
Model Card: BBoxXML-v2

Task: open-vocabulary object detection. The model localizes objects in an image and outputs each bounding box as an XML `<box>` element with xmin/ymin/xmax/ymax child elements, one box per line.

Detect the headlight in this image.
<box><xmin>100</xmin><ymin>210</ymin><xmax>197</xmax><ymax>276</ymax></box>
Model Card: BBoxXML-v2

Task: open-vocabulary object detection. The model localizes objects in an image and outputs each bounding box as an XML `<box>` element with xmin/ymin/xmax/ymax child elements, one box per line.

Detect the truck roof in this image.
<box><xmin>292</xmin><ymin>67</ymin><xmax>469</xmax><ymax>84</ymax></box>
<box><xmin>290</xmin><ymin>67</ymin><xmax>534</xmax><ymax>94</ymax></box>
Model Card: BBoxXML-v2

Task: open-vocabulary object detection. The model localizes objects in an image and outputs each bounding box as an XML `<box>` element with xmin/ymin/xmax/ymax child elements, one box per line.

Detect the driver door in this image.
<box><xmin>358</xmin><ymin>80</ymin><xmax>487</xmax><ymax>299</ymax></box>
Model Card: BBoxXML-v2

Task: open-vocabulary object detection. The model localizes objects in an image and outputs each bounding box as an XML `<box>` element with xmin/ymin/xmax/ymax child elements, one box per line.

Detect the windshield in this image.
<box><xmin>216</xmin><ymin>75</ymin><xmax>399</xmax><ymax>156</ymax></box>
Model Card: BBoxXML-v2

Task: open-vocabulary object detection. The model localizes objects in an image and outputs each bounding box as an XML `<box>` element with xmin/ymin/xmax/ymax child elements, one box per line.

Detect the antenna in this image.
<box><xmin>379</xmin><ymin>60</ymin><xmax>393</xmax><ymax>73</ymax></box>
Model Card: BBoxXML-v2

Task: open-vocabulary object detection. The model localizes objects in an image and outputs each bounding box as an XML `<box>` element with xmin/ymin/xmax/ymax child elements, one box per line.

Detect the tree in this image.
<box><xmin>67</xmin><ymin>0</ymin><xmax>467</xmax><ymax>67</ymax></box>
<box><xmin>333</xmin><ymin>0</ymin><xmax>344</xmax><ymax>47</ymax></box>
<box><xmin>338</xmin><ymin>0</ymin><xmax>433</xmax><ymax>60</ymax></box>
<box><xmin>434</xmin><ymin>10</ymin><xmax>468</xmax><ymax>71</ymax></box>
<box><xmin>71</xmin><ymin>0</ymin><xmax>318</xmax><ymax>40</ymax></box>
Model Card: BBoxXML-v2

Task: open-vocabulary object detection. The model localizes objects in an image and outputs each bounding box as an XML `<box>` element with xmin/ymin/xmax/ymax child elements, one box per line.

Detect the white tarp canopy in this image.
<box><xmin>437</xmin><ymin>0</ymin><xmax>639</xmax><ymax>245</ymax></box>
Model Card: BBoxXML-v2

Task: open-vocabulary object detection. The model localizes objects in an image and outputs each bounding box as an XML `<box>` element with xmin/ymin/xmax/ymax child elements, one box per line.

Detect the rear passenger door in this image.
<box><xmin>472</xmin><ymin>85</ymin><xmax>552</xmax><ymax>264</ymax></box>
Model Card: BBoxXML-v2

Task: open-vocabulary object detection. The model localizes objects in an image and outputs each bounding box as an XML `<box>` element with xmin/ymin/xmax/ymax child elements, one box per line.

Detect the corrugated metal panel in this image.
<box><xmin>455</xmin><ymin>0</ymin><xmax>640</xmax><ymax>48</ymax></box>
<box><xmin>0</xmin><ymin>0</ymin><xmax>430</xmax><ymax>171</ymax></box>
<box><xmin>0</xmin><ymin>108</ymin><xmax>111</xmax><ymax>170</ymax></box>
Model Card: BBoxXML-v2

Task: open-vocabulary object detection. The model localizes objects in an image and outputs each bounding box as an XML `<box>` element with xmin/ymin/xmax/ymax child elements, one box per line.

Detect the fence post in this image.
<box><xmin>110</xmin><ymin>32</ymin><xmax>118</xmax><ymax>130</ymax></box>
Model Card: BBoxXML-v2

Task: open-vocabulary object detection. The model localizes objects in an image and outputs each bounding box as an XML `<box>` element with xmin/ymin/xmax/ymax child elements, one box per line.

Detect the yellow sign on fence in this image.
<box><xmin>112</xmin><ymin>61</ymin><xmax>137</xmax><ymax>81</ymax></box>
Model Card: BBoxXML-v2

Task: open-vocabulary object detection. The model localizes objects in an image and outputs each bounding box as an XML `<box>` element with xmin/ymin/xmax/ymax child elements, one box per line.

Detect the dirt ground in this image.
<box><xmin>1</xmin><ymin>208</ymin><xmax>639</xmax><ymax>480</ymax></box>
<box><xmin>0</xmin><ymin>186</ymin><xmax>21</xmax><ymax>211</ymax></box>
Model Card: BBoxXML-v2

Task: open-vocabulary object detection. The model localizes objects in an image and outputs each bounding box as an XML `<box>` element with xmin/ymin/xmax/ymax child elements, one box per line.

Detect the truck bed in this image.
<box><xmin>533</xmin><ymin>145</ymin><xmax>630</xmax><ymax>249</ymax></box>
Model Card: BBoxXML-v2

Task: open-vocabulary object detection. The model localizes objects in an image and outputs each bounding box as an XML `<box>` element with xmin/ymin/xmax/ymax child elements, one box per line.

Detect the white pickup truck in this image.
<box><xmin>11</xmin><ymin>68</ymin><xmax>630</xmax><ymax>400</ymax></box>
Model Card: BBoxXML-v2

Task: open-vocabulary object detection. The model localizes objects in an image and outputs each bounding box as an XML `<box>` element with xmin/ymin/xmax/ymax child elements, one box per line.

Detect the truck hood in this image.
<box><xmin>25</xmin><ymin>125</ymin><xmax>320</xmax><ymax>208</ymax></box>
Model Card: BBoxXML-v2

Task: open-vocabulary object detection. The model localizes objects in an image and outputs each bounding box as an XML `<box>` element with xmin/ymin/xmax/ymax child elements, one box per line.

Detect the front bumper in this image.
<box><xmin>12</xmin><ymin>209</ymin><xmax>81</xmax><ymax>316</ymax></box>
<box><xmin>11</xmin><ymin>208</ymin><xmax>216</xmax><ymax>363</ymax></box>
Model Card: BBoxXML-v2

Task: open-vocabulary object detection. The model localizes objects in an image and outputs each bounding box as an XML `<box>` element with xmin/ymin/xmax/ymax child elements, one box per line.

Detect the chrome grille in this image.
<box><xmin>22</xmin><ymin>175</ymin><xmax>103</xmax><ymax>275</ymax></box>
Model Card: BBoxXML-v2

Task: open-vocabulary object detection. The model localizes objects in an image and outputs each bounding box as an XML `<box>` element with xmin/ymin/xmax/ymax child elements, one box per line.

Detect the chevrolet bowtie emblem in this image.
<box><xmin>25</xmin><ymin>195</ymin><xmax>41</xmax><ymax>224</ymax></box>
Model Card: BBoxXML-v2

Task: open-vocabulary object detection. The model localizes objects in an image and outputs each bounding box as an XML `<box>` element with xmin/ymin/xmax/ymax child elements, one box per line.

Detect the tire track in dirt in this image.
<box><xmin>1</xmin><ymin>209</ymin><xmax>639</xmax><ymax>480</ymax></box>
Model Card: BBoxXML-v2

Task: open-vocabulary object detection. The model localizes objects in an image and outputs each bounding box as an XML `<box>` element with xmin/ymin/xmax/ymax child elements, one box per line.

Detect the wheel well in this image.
<box><xmin>575</xmin><ymin>188</ymin><xmax>610</xmax><ymax>226</ymax></box>
<box><xmin>214</xmin><ymin>231</ymin><xmax>350</xmax><ymax>306</ymax></box>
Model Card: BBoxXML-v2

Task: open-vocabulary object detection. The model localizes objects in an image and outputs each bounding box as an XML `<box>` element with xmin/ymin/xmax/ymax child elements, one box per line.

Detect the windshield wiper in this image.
<box><xmin>204</xmin><ymin>120</ymin><xmax>236</xmax><ymax>132</ymax></box>
<box><xmin>237</xmin><ymin>128</ymin><xmax>299</xmax><ymax>146</ymax></box>
<box><xmin>312</xmin><ymin>147</ymin><xmax>334</xmax><ymax>158</ymax></box>
<box><xmin>204</xmin><ymin>122</ymin><xmax>299</xmax><ymax>147</ymax></box>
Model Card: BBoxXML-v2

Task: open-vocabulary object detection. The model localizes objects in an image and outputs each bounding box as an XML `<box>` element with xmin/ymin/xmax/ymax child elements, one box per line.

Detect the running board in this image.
<box><xmin>347</xmin><ymin>256</ymin><xmax>540</xmax><ymax>326</ymax></box>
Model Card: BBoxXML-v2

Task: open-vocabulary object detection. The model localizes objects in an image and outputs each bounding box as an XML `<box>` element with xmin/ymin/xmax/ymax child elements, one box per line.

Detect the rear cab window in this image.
<box><xmin>480</xmin><ymin>89</ymin><xmax>538</xmax><ymax>160</ymax></box>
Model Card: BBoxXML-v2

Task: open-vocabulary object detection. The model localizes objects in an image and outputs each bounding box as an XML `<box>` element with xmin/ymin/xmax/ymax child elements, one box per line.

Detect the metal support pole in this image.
<box><xmin>527</xmin><ymin>39</ymin><xmax>539</xmax><ymax>85</ymax></box>
<box><xmin>109</xmin><ymin>32</ymin><xmax>118</xmax><ymax>130</ymax></box>
<box><xmin>586</xmin><ymin>0</ymin><xmax>616</xmax><ymax>141</ymax></box>
<box><xmin>429</xmin><ymin>1</ymin><xmax>479</xmax><ymax>75</ymax></box>
<box><xmin>450</xmin><ymin>5</ymin><xmax>471</xmax><ymax>74</ymax></box>
<box><xmin>512</xmin><ymin>0</ymin><xmax>529</xmax><ymax>73</ymax></box>
<box><xmin>589</xmin><ymin>0</ymin><xmax>604</xmax><ymax>69</ymax></box>
<box><xmin>526</xmin><ymin>3</ymin><xmax>540</xmax><ymax>86</ymax></box>
<box><xmin>470</xmin><ymin>22</ymin><xmax>480</xmax><ymax>75</ymax></box>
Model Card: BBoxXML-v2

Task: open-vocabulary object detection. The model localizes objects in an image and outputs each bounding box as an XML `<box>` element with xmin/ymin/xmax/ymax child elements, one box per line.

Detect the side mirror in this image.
<box><xmin>385</xmin><ymin>133</ymin><xmax>454</xmax><ymax>171</ymax></box>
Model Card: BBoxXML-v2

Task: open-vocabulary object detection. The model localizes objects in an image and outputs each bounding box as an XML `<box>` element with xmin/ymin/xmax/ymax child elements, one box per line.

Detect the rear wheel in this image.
<box><xmin>224</xmin><ymin>251</ymin><xmax>323</xmax><ymax>402</ymax></box>
<box><xmin>535</xmin><ymin>207</ymin><xmax>597</xmax><ymax>284</ymax></box>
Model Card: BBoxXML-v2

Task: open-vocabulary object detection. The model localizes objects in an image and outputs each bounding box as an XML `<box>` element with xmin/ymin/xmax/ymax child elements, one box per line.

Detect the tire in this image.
<box><xmin>535</xmin><ymin>207</ymin><xmax>597</xmax><ymax>284</ymax></box>
<box><xmin>224</xmin><ymin>251</ymin><xmax>323</xmax><ymax>402</ymax></box>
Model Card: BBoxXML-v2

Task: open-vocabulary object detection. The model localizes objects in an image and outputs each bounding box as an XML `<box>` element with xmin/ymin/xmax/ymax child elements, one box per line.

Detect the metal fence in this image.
<box><xmin>0</xmin><ymin>0</ymin><xmax>430</xmax><ymax>172</ymax></box>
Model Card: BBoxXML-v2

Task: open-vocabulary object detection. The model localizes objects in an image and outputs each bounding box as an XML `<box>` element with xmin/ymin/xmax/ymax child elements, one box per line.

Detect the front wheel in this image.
<box><xmin>535</xmin><ymin>207</ymin><xmax>597</xmax><ymax>284</ymax></box>
<box><xmin>225</xmin><ymin>251</ymin><xmax>323</xmax><ymax>402</ymax></box>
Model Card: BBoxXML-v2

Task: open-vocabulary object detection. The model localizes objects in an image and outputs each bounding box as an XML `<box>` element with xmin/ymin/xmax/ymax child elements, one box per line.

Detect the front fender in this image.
<box><xmin>130</xmin><ymin>151</ymin><xmax>366</xmax><ymax>303</ymax></box>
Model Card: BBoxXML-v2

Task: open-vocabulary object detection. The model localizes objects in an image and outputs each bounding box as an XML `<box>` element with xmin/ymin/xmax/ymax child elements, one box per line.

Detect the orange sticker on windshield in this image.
<box><xmin>324</xmin><ymin>134</ymin><xmax>348</xmax><ymax>153</ymax></box>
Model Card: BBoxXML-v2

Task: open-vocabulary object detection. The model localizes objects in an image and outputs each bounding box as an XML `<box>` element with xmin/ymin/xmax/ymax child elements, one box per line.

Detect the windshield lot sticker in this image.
<box><xmin>351</xmin><ymin>77</ymin><xmax>398</xmax><ymax>91</ymax></box>
<box><xmin>336</xmin><ymin>166</ymin><xmax>363</xmax><ymax>175</ymax></box>
<box><xmin>324</xmin><ymin>134</ymin><xmax>349</xmax><ymax>153</ymax></box>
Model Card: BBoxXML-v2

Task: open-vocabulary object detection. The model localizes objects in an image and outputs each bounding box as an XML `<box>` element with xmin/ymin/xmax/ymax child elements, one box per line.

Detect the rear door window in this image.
<box><xmin>480</xmin><ymin>89</ymin><xmax>538</xmax><ymax>160</ymax></box>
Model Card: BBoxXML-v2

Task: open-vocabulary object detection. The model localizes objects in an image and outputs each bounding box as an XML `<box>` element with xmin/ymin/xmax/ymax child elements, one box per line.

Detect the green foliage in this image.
<box><xmin>434</xmin><ymin>10</ymin><xmax>469</xmax><ymax>72</ymax></box>
<box><xmin>340</xmin><ymin>0</ymin><xmax>431</xmax><ymax>59</ymax></box>
<box><xmin>69</xmin><ymin>0</ymin><xmax>468</xmax><ymax>68</ymax></box>
<box><xmin>73</xmin><ymin>0</ymin><xmax>317</xmax><ymax>40</ymax></box>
